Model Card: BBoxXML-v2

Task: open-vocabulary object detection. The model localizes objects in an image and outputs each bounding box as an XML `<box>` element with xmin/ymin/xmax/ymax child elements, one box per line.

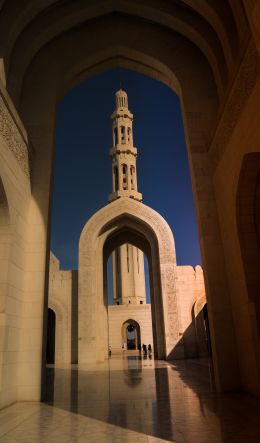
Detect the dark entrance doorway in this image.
<box><xmin>46</xmin><ymin>308</ymin><xmax>56</xmax><ymax>363</ymax></box>
<box><xmin>123</xmin><ymin>319</ymin><xmax>141</xmax><ymax>350</ymax></box>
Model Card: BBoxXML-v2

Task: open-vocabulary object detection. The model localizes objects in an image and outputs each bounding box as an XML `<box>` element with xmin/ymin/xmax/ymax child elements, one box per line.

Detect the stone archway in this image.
<box><xmin>1</xmin><ymin>0</ymin><xmax>258</xmax><ymax>404</ymax></box>
<box><xmin>122</xmin><ymin>319</ymin><xmax>141</xmax><ymax>351</ymax></box>
<box><xmin>48</xmin><ymin>298</ymin><xmax>71</xmax><ymax>364</ymax></box>
<box><xmin>79</xmin><ymin>197</ymin><xmax>181</xmax><ymax>363</ymax></box>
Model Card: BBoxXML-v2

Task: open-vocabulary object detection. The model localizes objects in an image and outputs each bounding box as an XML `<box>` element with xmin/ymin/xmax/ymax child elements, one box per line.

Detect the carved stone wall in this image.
<box><xmin>0</xmin><ymin>93</ymin><xmax>29</xmax><ymax>177</ymax></box>
<box><xmin>78</xmin><ymin>197</ymin><xmax>181</xmax><ymax>363</ymax></box>
<box><xmin>210</xmin><ymin>38</ymin><xmax>260</xmax><ymax>169</ymax></box>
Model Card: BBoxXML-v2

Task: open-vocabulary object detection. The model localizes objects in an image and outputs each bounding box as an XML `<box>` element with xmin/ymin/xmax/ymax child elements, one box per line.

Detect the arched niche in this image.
<box><xmin>122</xmin><ymin>319</ymin><xmax>141</xmax><ymax>351</ymax></box>
<box><xmin>48</xmin><ymin>298</ymin><xmax>71</xmax><ymax>364</ymax></box>
<box><xmin>46</xmin><ymin>308</ymin><xmax>56</xmax><ymax>364</ymax></box>
<box><xmin>79</xmin><ymin>197</ymin><xmax>181</xmax><ymax>364</ymax></box>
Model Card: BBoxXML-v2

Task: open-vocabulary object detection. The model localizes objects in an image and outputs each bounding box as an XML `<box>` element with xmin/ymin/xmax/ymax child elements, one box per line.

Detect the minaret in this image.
<box><xmin>108</xmin><ymin>89</ymin><xmax>142</xmax><ymax>202</ymax></box>
<box><xmin>109</xmin><ymin>89</ymin><xmax>146</xmax><ymax>305</ymax></box>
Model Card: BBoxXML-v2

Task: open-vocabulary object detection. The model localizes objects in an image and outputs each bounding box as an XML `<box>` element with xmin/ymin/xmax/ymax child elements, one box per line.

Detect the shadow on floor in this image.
<box><xmin>43</xmin><ymin>356</ymin><xmax>260</xmax><ymax>443</ymax></box>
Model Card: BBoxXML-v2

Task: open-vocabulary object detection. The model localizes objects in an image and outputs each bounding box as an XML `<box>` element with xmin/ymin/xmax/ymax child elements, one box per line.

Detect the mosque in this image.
<box><xmin>1</xmin><ymin>3</ymin><xmax>260</xmax><ymax>440</ymax></box>
<box><xmin>47</xmin><ymin>89</ymin><xmax>208</xmax><ymax>364</ymax></box>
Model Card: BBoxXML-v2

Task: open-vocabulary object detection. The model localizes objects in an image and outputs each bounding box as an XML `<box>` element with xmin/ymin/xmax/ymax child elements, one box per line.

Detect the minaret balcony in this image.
<box><xmin>109</xmin><ymin>146</ymin><xmax>137</xmax><ymax>156</ymax></box>
<box><xmin>111</xmin><ymin>110</ymin><xmax>133</xmax><ymax>120</ymax></box>
<box><xmin>108</xmin><ymin>190</ymin><xmax>143</xmax><ymax>202</ymax></box>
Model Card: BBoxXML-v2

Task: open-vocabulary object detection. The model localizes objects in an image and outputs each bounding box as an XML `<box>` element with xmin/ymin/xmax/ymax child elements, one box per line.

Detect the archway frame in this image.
<box><xmin>48</xmin><ymin>298</ymin><xmax>71</xmax><ymax>364</ymax></box>
<box><xmin>0</xmin><ymin>4</ymin><xmax>250</xmax><ymax>404</ymax></box>
<box><xmin>46</xmin><ymin>307</ymin><xmax>56</xmax><ymax>364</ymax></box>
<box><xmin>79</xmin><ymin>197</ymin><xmax>181</xmax><ymax>363</ymax></box>
<box><xmin>15</xmin><ymin>24</ymin><xmax>238</xmax><ymax>391</ymax></box>
<box><xmin>122</xmin><ymin>319</ymin><xmax>141</xmax><ymax>351</ymax></box>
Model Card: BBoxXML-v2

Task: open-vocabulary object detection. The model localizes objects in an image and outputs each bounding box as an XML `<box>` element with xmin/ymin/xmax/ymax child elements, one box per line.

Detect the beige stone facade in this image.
<box><xmin>48</xmin><ymin>253</ymin><xmax>207</xmax><ymax>362</ymax></box>
<box><xmin>108</xmin><ymin>305</ymin><xmax>153</xmax><ymax>353</ymax></box>
<box><xmin>48</xmin><ymin>253</ymin><xmax>78</xmax><ymax>364</ymax></box>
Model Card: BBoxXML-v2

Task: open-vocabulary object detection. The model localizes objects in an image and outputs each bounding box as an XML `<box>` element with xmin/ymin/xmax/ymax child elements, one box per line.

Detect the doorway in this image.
<box><xmin>46</xmin><ymin>308</ymin><xmax>56</xmax><ymax>364</ymax></box>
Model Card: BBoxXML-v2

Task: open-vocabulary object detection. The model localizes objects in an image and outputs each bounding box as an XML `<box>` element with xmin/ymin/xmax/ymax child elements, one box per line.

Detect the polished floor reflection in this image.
<box><xmin>1</xmin><ymin>355</ymin><xmax>260</xmax><ymax>442</ymax></box>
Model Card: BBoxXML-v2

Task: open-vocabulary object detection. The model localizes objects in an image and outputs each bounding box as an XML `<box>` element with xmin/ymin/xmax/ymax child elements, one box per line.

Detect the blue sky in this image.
<box><xmin>51</xmin><ymin>67</ymin><xmax>201</xmax><ymax>277</ymax></box>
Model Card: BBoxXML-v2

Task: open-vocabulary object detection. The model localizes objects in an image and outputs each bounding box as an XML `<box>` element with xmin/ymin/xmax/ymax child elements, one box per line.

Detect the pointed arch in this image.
<box><xmin>122</xmin><ymin>319</ymin><xmax>141</xmax><ymax>350</ymax></box>
<box><xmin>79</xmin><ymin>197</ymin><xmax>181</xmax><ymax>363</ymax></box>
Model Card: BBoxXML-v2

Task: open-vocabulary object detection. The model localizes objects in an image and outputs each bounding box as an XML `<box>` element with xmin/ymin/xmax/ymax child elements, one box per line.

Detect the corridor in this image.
<box><xmin>0</xmin><ymin>355</ymin><xmax>260</xmax><ymax>442</ymax></box>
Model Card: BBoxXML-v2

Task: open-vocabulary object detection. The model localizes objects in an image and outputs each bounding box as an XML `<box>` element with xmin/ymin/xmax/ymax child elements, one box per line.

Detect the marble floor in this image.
<box><xmin>1</xmin><ymin>355</ymin><xmax>260</xmax><ymax>442</ymax></box>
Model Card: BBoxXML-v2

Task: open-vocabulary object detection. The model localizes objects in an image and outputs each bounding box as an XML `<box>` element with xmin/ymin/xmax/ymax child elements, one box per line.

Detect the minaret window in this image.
<box><xmin>114</xmin><ymin>127</ymin><xmax>118</xmax><ymax>145</ymax></box>
<box><xmin>130</xmin><ymin>166</ymin><xmax>135</xmax><ymax>190</ymax></box>
<box><xmin>114</xmin><ymin>166</ymin><xmax>119</xmax><ymax>191</ymax></box>
<box><xmin>121</xmin><ymin>126</ymin><xmax>125</xmax><ymax>143</ymax></box>
<box><xmin>127</xmin><ymin>128</ymin><xmax>131</xmax><ymax>143</ymax></box>
<box><xmin>127</xmin><ymin>244</ymin><xmax>129</xmax><ymax>272</ymax></box>
<box><xmin>122</xmin><ymin>164</ymin><xmax>127</xmax><ymax>190</ymax></box>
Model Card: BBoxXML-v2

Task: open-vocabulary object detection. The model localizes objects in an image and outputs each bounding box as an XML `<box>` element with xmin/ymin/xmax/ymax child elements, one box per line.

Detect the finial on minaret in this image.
<box><xmin>108</xmin><ymin>90</ymin><xmax>142</xmax><ymax>203</ymax></box>
<box><xmin>115</xmin><ymin>87</ymin><xmax>128</xmax><ymax>110</ymax></box>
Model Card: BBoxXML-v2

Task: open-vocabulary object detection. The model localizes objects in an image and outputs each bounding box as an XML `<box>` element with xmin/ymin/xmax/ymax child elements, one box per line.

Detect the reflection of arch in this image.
<box><xmin>123</xmin><ymin>356</ymin><xmax>143</xmax><ymax>387</ymax></box>
<box><xmin>46</xmin><ymin>308</ymin><xmax>56</xmax><ymax>363</ymax></box>
<box><xmin>122</xmin><ymin>319</ymin><xmax>141</xmax><ymax>350</ymax></box>
<box><xmin>79</xmin><ymin>197</ymin><xmax>180</xmax><ymax>364</ymax></box>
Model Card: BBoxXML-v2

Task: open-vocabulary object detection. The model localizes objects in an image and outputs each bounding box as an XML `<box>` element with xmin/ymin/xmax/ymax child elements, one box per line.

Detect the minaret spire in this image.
<box><xmin>109</xmin><ymin>89</ymin><xmax>146</xmax><ymax>306</ymax></box>
<box><xmin>108</xmin><ymin>89</ymin><xmax>142</xmax><ymax>202</ymax></box>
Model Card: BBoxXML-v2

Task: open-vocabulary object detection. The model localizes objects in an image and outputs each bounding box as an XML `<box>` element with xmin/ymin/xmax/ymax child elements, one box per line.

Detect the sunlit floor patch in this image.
<box><xmin>0</xmin><ymin>356</ymin><xmax>260</xmax><ymax>442</ymax></box>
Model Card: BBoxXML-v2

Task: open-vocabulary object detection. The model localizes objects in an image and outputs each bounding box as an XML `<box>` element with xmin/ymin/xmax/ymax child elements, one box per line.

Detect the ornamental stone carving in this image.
<box><xmin>78</xmin><ymin>196</ymin><xmax>181</xmax><ymax>363</ymax></box>
<box><xmin>0</xmin><ymin>94</ymin><xmax>29</xmax><ymax>177</ymax></box>
<box><xmin>210</xmin><ymin>38</ymin><xmax>260</xmax><ymax>169</ymax></box>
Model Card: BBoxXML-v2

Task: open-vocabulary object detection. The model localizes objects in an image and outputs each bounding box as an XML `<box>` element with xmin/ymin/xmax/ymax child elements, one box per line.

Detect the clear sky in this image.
<box><xmin>51</xmin><ymin>67</ymin><xmax>201</xmax><ymax>273</ymax></box>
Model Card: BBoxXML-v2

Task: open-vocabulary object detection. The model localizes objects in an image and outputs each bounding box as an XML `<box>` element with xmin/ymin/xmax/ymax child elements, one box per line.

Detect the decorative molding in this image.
<box><xmin>0</xmin><ymin>94</ymin><xmax>29</xmax><ymax>177</ymax></box>
<box><xmin>210</xmin><ymin>38</ymin><xmax>260</xmax><ymax>169</ymax></box>
<box><xmin>79</xmin><ymin>197</ymin><xmax>180</xmax><ymax>361</ymax></box>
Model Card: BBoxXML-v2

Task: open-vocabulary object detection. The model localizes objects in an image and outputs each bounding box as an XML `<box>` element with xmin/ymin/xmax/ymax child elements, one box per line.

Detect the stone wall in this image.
<box><xmin>176</xmin><ymin>266</ymin><xmax>206</xmax><ymax>358</ymax></box>
<box><xmin>0</xmin><ymin>78</ymin><xmax>32</xmax><ymax>408</ymax></box>
<box><xmin>48</xmin><ymin>253</ymin><xmax>207</xmax><ymax>363</ymax></box>
<box><xmin>48</xmin><ymin>253</ymin><xmax>78</xmax><ymax>364</ymax></box>
<box><xmin>108</xmin><ymin>304</ymin><xmax>153</xmax><ymax>354</ymax></box>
